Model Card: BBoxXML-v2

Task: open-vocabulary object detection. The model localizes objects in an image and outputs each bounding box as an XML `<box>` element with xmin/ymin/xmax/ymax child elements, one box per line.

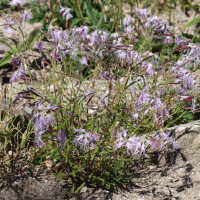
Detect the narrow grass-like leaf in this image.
<box><xmin>84</xmin><ymin>0</ymin><xmax>98</xmax><ymax>26</ymax></box>
<box><xmin>72</xmin><ymin>182</ymin><xmax>86</xmax><ymax>193</ymax></box>
<box><xmin>0</xmin><ymin>38</ymin><xmax>15</xmax><ymax>53</ymax></box>
<box><xmin>185</xmin><ymin>17</ymin><xmax>200</xmax><ymax>28</ymax></box>
<box><xmin>0</xmin><ymin>46</ymin><xmax>16</xmax><ymax>67</ymax></box>
<box><xmin>17</xmin><ymin>28</ymin><xmax>39</xmax><ymax>52</ymax></box>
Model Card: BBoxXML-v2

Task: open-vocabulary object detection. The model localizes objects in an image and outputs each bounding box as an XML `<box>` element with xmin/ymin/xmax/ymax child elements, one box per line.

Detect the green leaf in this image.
<box><xmin>84</xmin><ymin>0</ymin><xmax>98</xmax><ymax>26</ymax></box>
<box><xmin>17</xmin><ymin>28</ymin><xmax>39</xmax><ymax>53</ymax></box>
<box><xmin>32</xmin><ymin>155</ymin><xmax>45</xmax><ymax>164</ymax></box>
<box><xmin>0</xmin><ymin>45</ymin><xmax>16</xmax><ymax>67</ymax></box>
<box><xmin>0</xmin><ymin>38</ymin><xmax>15</xmax><ymax>53</ymax></box>
<box><xmin>70</xmin><ymin>18</ymin><xmax>80</xmax><ymax>28</ymax></box>
<box><xmin>185</xmin><ymin>17</ymin><xmax>200</xmax><ymax>28</ymax></box>
<box><xmin>70</xmin><ymin>167</ymin><xmax>85</xmax><ymax>175</ymax></box>
<box><xmin>72</xmin><ymin>182</ymin><xmax>86</xmax><ymax>193</ymax></box>
<box><xmin>50</xmin><ymin>18</ymin><xmax>57</xmax><ymax>25</ymax></box>
<box><xmin>56</xmin><ymin>169</ymin><xmax>65</xmax><ymax>183</ymax></box>
<box><xmin>65</xmin><ymin>140</ymin><xmax>70</xmax><ymax>163</ymax></box>
<box><xmin>90</xmin><ymin>139</ymin><xmax>104</xmax><ymax>161</ymax></box>
<box><xmin>7</xmin><ymin>37</ymin><xmax>20</xmax><ymax>47</ymax></box>
<box><xmin>83</xmin><ymin>17</ymin><xmax>91</xmax><ymax>24</ymax></box>
<box><xmin>187</xmin><ymin>119</ymin><xmax>196</xmax><ymax>123</ymax></box>
<box><xmin>183</xmin><ymin>113</ymin><xmax>195</xmax><ymax>120</ymax></box>
<box><xmin>99</xmin><ymin>149</ymin><xmax>115</xmax><ymax>154</ymax></box>
<box><xmin>182</xmin><ymin>5</ymin><xmax>200</xmax><ymax>9</ymax></box>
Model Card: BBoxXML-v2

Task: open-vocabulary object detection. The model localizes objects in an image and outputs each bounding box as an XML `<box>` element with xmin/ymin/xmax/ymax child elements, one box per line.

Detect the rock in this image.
<box><xmin>44</xmin><ymin>160</ymin><xmax>53</xmax><ymax>168</ymax></box>
<box><xmin>79</xmin><ymin>186</ymin><xmax>88</xmax><ymax>193</ymax></box>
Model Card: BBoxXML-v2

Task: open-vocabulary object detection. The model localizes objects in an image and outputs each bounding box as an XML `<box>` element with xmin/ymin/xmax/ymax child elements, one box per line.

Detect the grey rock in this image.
<box><xmin>79</xmin><ymin>186</ymin><xmax>88</xmax><ymax>193</ymax></box>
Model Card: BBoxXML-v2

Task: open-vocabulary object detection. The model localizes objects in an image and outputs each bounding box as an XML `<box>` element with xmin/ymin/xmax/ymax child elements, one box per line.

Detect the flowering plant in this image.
<box><xmin>1</xmin><ymin>0</ymin><xmax>200</xmax><ymax>193</ymax></box>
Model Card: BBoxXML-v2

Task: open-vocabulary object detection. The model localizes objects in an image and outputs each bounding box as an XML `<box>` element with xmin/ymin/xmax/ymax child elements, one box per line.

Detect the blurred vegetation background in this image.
<box><xmin>1</xmin><ymin>0</ymin><xmax>200</xmax><ymax>34</ymax></box>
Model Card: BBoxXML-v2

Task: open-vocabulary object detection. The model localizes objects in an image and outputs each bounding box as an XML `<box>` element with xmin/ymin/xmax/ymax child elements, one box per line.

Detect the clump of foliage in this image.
<box><xmin>27</xmin><ymin>0</ymin><xmax>127</xmax><ymax>33</ymax></box>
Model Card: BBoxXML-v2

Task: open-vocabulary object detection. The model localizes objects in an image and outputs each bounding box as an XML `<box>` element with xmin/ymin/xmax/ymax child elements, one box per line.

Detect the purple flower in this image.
<box><xmin>160</xmin><ymin>131</ymin><xmax>179</xmax><ymax>151</ymax></box>
<box><xmin>132</xmin><ymin>112</ymin><xmax>139</xmax><ymax>124</ymax></box>
<box><xmin>122</xmin><ymin>16</ymin><xmax>132</xmax><ymax>26</ymax></box>
<box><xmin>90</xmin><ymin>30</ymin><xmax>109</xmax><ymax>45</ymax></box>
<box><xmin>8</xmin><ymin>0</ymin><xmax>25</xmax><ymax>7</ymax></box>
<box><xmin>114</xmin><ymin>128</ymin><xmax>128</xmax><ymax>150</ymax></box>
<box><xmin>145</xmin><ymin>16</ymin><xmax>169</xmax><ymax>34</ymax></box>
<box><xmin>175</xmin><ymin>35</ymin><xmax>189</xmax><ymax>45</ymax></box>
<box><xmin>68</xmin><ymin>111</ymin><xmax>72</xmax><ymax>117</ymax></box>
<box><xmin>146</xmin><ymin>63</ymin><xmax>154</xmax><ymax>76</ymax></box>
<box><xmin>100</xmin><ymin>71</ymin><xmax>108</xmax><ymax>79</ymax></box>
<box><xmin>117</xmin><ymin>50</ymin><xmax>127</xmax><ymax>60</ymax></box>
<box><xmin>150</xmin><ymin>131</ymin><xmax>179</xmax><ymax>152</ymax></box>
<box><xmin>35</xmin><ymin>131</ymin><xmax>46</xmax><ymax>147</ymax></box>
<box><xmin>16</xmin><ymin>95</ymin><xmax>20</xmax><ymax>101</ymax></box>
<box><xmin>102</xmin><ymin>31</ymin><xmax>109</xmax><ymax>41</ymax></box>
<box><xmin>114</xmin><ymin>128</ymin><xmax>148</xmax><ymax>156</ymax></box>
<box><xmin>75</xmin><ymin>26</ymin><xmax>88</xmax><ymax>39</ymax></box>
<box><xmin>137</xmin><ymin>92</ymin><xmax>151</xmax><ymax>108</ymax></box>
<box><xmin>73</xmin><ymin>130</ymin><xmax>99</xmax><ymax>152</ymax></box>
<box><xmin>175</xmin><ymin>36</ymin><xmax>181</xmax><ymax>45</ymax></box>
<box><xmin>33</xmin><ymin>111</ymin><xmax>56</xmax><ymax>147</ymax></box>
<box><xmin>23</xmin><ymin>11</ymin><xmax>33</xmax><ymax>22</ymax></box>
<box><xmin>59</xmin><ymin>6</ymin><xmax>73</xmax><ymax>20</ymax></box>
<box><xmin>126</xmin><ymin>25</ymin><xmax>135</xmax><ymax>34</ymax></box>
<box><xmin>50</xmin><ymin>29</ymin><xmax>62</xmax><ymax>42</ymax></box>
<box><xmin>37</xmin><ymin>101</ymin><xmax>44</xmax><ymax>110</ymax></box>
<box><xmin>32</xmin><ymin>112</ymin><xmax>40</xmax><ymax>120</ymax></box>
<box><xmin>37</xmin><ymin>42</ymin><xmax>43</xmax><ymax>52</ymax></box>
<box><xmin>3</xmin><ymin>24</ymin><xmax>13</xmax><ymax>34</ymax></box>
<box><xmin>74</xmin><ymin>127</ymin><xmax>85</xmax><ymax>133</ymax></box>
<box><xmin>101</xmin><ymin>99</ymin><xmax>106</xmax><ymax>106</ymax></box>
<box><xmin>2</xmin><ymin>13</ymin><xmax>15</xmax><ymax>34</ymax></box>
<box><xmin>109</xmin><ymin>74</ymin><xmax>114</xmax><ymax>81</ymax></box>
<box><xmin>45</xmin><ymin>114</ymin><xmax>55</xmax><ymax>127</ymax></box>
<box><xmin>57</xmin><ymin>129</ymin><xmax>66</xmax><ymax>150</ymax></box>
<box><xmin>34</xmin><ymin>117</ymin><xmax>49</xmax><ymax>133</ymax></box>
<box><xmin>80</xmin><ymin>57</ymin><xmax>88</xmax><ymax>66</ymax></box>
<box><xmin>153</xmin><ymin>97</ymin><xmax>170</xmax><ymax>127</ymax></box>
<box><xmin>10</xmin><ymin>63</ymin><xmax>28</xmax><ymax>82</ymax></box>
<box><xmin>47</xmin><ymin>104</ymin><xmax>59</xmax><ymax>110</ymax></box>
<box><xmin>126</xmin><ymin>136</ymin><xmax>147</xmax><ymax>156</ymax></box>
<box><xmin>80</xmin><ymin>89</ymin><xmax>95</xmax><ymax>101</ymax></box>
<box><xmin>134</xmin><ymin>8</ymin><xmax>147</xmax><ymax>19</ymax></box>
<box><xmin>114</xmin><ymin>128</ymin><xmax>179</xmax><ymax>156</ymax></box>
<box><xmin>163</xmin><ymin>35</ymin><xmax>174</xmax><ymax>45</ymax></box>
<box><xmin>80</xmin><ymin>44</ymin><xmax>85</xmax><ymax>51</ymax></box>
<box><xmin>70</xmin><ymin>47</ymin><xmax>78</xmax><ymax>60</ymax></box>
